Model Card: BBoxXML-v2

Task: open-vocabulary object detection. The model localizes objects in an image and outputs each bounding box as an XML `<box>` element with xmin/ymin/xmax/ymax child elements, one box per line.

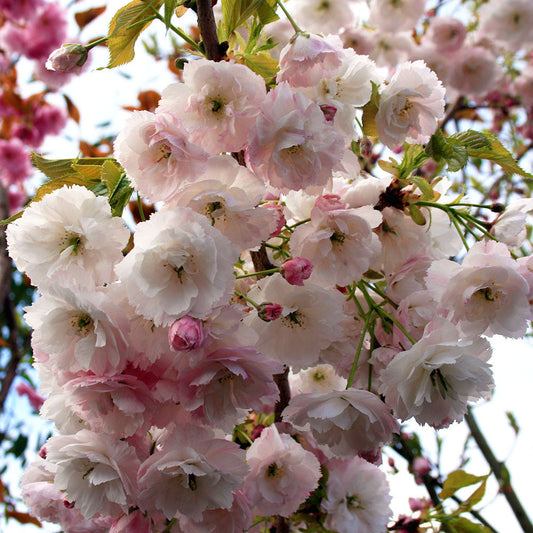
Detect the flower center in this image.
<box><xmin>281</xmin><ymin>310</ymin><xmax>305</xmax><ymax>328</ymax></box>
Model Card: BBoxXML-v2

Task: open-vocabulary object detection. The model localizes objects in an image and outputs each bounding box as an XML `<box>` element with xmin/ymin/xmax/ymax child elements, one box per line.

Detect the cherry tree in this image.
<box><xmin>1</xmin><ymin>0</ymin><xmax>533</xmax><ymax>532</ymax></box>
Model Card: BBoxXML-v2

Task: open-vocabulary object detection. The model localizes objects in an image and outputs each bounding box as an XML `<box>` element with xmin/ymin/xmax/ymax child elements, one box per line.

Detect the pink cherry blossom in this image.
<box><xmin>244</xmin><ymin>424</ymin><xmax>321</xmax><ymax>518</ymax></box>
<box><xmin>246</xmin><ymin>82</ymin><xmax>344</xmax><ymax>191</ymax></box>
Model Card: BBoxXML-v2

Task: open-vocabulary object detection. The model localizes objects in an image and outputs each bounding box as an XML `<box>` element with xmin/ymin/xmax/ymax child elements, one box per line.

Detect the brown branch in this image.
<box><xmin>465</xmin><ymin>407</ymin><xmax>533</xmax><ymax>533</ymax></box>
<box><xmin>196</xmin><ymin>0</ymin><xmax>226</xmax><ymax>61</ymax></box>
<box><xmin>0</xmin><ymin>293</ymin><xmax>22</xmax><ymax>412</ymax></box>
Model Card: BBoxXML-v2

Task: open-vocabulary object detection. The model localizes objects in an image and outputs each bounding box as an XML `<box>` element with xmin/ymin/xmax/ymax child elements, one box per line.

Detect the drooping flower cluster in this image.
<box><xmin>9</xmin><ymin>1</ymin><xmax>533</xmax><ymax>532</ymax></box>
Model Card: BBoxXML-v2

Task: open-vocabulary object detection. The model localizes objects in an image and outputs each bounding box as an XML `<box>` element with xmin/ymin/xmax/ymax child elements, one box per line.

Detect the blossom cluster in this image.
<box><xmin>7</xmin><ymin>1</ymin><xmax>533</xmax><ymax>532</ymax></box>
<box><xmin>0</xmin><ymin>0</ymin><xmax>73</xmax><ymax>213</ymax></box>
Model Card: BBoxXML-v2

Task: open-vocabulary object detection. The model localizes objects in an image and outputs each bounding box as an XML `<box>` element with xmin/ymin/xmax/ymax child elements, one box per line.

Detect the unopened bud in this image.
<box><xmin>412</xmin><ymin>456</ymin><xmax>432</xmax><ymax>477</ymax></box>
<box><xmin>168</xmin><ymin>316</ymin><xmax>206</xmax><ymax>351</ymax></box>
<box><xmin>46</xmin><ymin>43</ymin><xmax>88</xmax><ymax>73</ymax></box>
<box><xmin>257</xmin><ymin>302</ymin><xmax>283</xmax><ymax>322</ymax></box>
<box><xmin>281</xmin><ymin>257</ymin><xmax>313</xmax><ymax>286</ymax></box>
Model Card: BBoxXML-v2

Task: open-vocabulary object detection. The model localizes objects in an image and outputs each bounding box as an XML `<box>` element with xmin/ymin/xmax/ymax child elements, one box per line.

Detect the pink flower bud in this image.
<box><xmin>281</xmin><ymin>257</ymin><xmax>313</xmax><ymax>286</ymax></box>
<box><xmin>15</xmin><ymin>381</ymin><xmax>45</xmax><ymax>410</ymax></box>
<box><xmin>168</xmin><ymin>316</ymin><xmax>206</xmax><ymax>351</ymax></box>
<box><xmin>257</xmin><ymin>302</ymin><xmax>283</xmax><ymax>322</ymax></box>
<box><xmin>45</xmin><ymin>43</ymin><xmax>87</xmax><ymax>73</ymax></box>
<box><xmin>412</xmin><ymin>457</ymin><xmax>432</xmax><ymax>483</ymax></box>
<box><xmin>409</xmin><ymin>497</ymin><xmax>429</xmax><ymax>512</ymax></box>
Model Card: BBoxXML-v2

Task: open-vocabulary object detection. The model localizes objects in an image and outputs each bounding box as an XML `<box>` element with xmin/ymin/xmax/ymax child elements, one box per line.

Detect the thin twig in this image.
<box><xmin>465</xmin><ymin>407</ymin><xmax>533</xmax><ymax>533</ymax></box>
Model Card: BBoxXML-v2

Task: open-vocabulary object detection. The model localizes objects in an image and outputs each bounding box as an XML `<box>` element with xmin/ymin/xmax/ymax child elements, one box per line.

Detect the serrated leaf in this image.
<box><xmin>100</xmin><ymin>161</ymin><xmax>134</xmax><ymax>216</ymax></box>
<box><xmin>72</xmin><ymin>164</ymin><xmax>105</xmax><ymax>181</ymax></box>
<box><xmin>446</xmin><ymin>516</ymin><xmax>491</xmax><ymax>533</ymax></box>
<box><xmin>425</xmin><ymin>129</ymin><xmax>468</xmax><ymax>172</ymax></box>
<box><xmin>466</xmin><ymin>133</ymin><xmax>533</xmax><ymax>179</ymax></box>
<box><xmin>450</xmin><ymin>130</ymin><xmax>491</xmax><ymax>151</ymax></box>
<box><xmin>163</xmin><ymin>0</ymin><xmax>177</xmax><ymax>28</ymax></box>
<box><xmin>221</xmin><ymin>0</ymin><xmax>277</xmax><ymax>41</ymax></box>
<box><xmin>239</xmin><ymin>51</ymin><xmax>278</xmax><ymax>81</ymax></box>
<box><xmin>440</xmin><ymin>470</ymin><xmax>489</xmax><ymax>500</ymax></box>
<box><xmin>31</xmin><ymin>153</ymin><xmax>79</xmax><ymax>180</ymax></box>
<box><xmin>397</xmin><ymin>144</ymin><xmax>429</xmax><ymax>181</ymax></box>
<box><xmin>32</xmin><ymin>175</ymin><xmax>97</xmax><ymax>204</ymax></box>
<box><xmin>107</xmin><ymin>0</ymin><xmax>163</xmax><ymax>68</ymax></box>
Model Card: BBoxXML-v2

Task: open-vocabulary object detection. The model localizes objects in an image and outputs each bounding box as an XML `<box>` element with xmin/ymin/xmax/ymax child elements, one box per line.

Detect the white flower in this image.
<box><xmin>246</xmin><ymin>82</ymin><xmax>344</xmax><ymax>191</ymax></box>
<box><xmin>278</xmin><ymin>33</ymin><xmax>344</xmax><ymax>88</ymax></box>
<box><xmin>376</xmin><ymin>61</ymin><xmax>445</xmax><ymax>149</ymax></box>
<box><xmin>158</xmin><ymin>59</ymin><xmax>266</xmax><ymax>154</ymax></box>
<box><xmin>493</xmin><ymin>198</ymin><xmax>533</xmax><ymax>248</ymax></box>
<box><xmin>478</xmin><ymin>0</ymin><xmax>533</xmax><ymax>51</ymax></box>
<box><xmin>290</xmin><ymin>202</ymin><xmax>382</xmax><ymax>286</ymax></box>
<box><xmin>243</xmin><ymin>274</ymin><xmax>348</xmax><ymax>371</ymax></box>
<box><xmin>138</xmin><ymin>424</ymin><xmax>247</xmax><ymax>521</ymax></box>
<box><xmin>244</xmin><ymin>424</ymin><xmax>321</xmax><ymax>518</ymax></box>
<box><xmin>115</xmin><ymin>207</ymin><xmax>238</xmax><ymax>326</ymax></box>
<box><xmin>378</xmin><ymin>319</ymin><xmax>494</xmax><ymax>428</ymax></box>
<box><xmin>114</xmin><ymin>110</ymin><xmax>209</xmax><ymax>205</ymax></box>
<box><xmin>447</xmin><ymin>46</ymin><xmax>500</xmax><ymax>96</ymax></box>
<box><xmin>310</xmin><ymin>48</ymin><xmax>382</xmax><ymax>134</ymax></box>
<box><xmin>6</xmin><ymin>185</ymin><xmax>129</xmax><ymax>289</ymax></box>
<box><xmin>427</xmin><ymin>240</ymin><xmax>531</xmax><ymax>338</ymax></box>
<box><xmin>290</xmin><ymin>364</ymin><xmax>347</xmax><ymax>395</ymax></box>
<box><xmin>368</xmin><ymin>0</ymin><xmax>426</xmax><ymax>33</ymax></box>
<box><xmin>322</xmin><ymin>457</ymin><xmax>392</xmax><ymax>533</ymax></box>
<box><xmin>172</xmin><ymin>155</ymin><xmax>275</xmax><ymax>249</ymax></box>
<box><xmin>288</xmin><ymin>0</ymin><xmax>357</xmax><ymax>34</ymax></box>
<box><xmin>283</xmin><ymin>388</ymin><xmax>399</xmax><ymax>456</ymax></box>
<box><xmin>25</xmin><ymin>287</ymin><xmax>131</xmax><ymax>376</ymax></box>
<box><xmin>46</xmin><ymin>429</ymin><xmax>140</xmax><ymax>520</ymax></box>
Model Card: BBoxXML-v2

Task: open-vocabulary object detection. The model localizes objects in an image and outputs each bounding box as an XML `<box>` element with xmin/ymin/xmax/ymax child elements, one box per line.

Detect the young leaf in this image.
<box><xmin>221</xmin><ymin>0</ymin><xmax>278</xmax><ymax>41</ymax></box>
<box><xmin>163</xmin><ymin>0</ymin><xmax>178</xmax><ymax>29</ymax></box>
<box><xmin>445</xmin><ymin>516</ymin><xmax>492</xmax><ymax>533</ymax></box>
<box><xmin>425</xmin><ymin>129</ymin><xmax>468</xmax><ymax>172</ymax></box>
<box><xmin>239</xmin><ymin>51</ymin><xmax>279</xmax><ymax>81</ymax></box>
<box><xmin>100</xmin><ymin>161</ymin><xmax>134</xmax><ymax>216</ymax></box>
<box><xmin>107</xmin><ymin>0</ymin><xmax>163</xmax><ymax>68</ymax></box>
<box><xmin>449</xmin><ymin>130</ymin><xmax>533</xmax><ymax>178</ymax></box>
<box><xmin>506</xmin><ymin>411</ymin><xmax>520</xmax><ymax>435</ymax></box>
<box><xmin>440</xmin><ymin>469</ymin><xmax>489</xmax><ymax>500</ymax></box>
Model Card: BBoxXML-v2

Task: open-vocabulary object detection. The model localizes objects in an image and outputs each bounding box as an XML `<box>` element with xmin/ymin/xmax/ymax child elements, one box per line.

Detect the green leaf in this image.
<box><xmin>221</xmin><ymin>0</ymin><xmax>277</xmax><ymax>41</ymax></box>
<box><xmin>397</xmin><ymin>144</ymin><xmax>429</xmax><ymax>181</ymax></box>
<box><xmin>440</xmin><ymin>470</ymin><xmax>489</xmax><ymax>500</ymax></box>
<box><xmin>100</xmin><ymin>161</ymin><xmax>134</xmax><ymax>216</ymax></box>
<box><xmin>457</xmin><ymin>478</ymin><xmax>487</xmax><ymax>513</ymax></box>
<box><xmin>163</xmin><ymin>0</ymin><xmax>177</xmax><ymax>29</ymax></box>
<box><xmin>445</xmin><ymin>516</ymin><xmax>492</xmax><ymax>533</ymax></box>
<box><xmin>408</xmin><ymin>204</ymin><xmax>427</xmax><ymax>226</ymax></box>
<box><xmin>448</xmin><ymin>130</ymin><xmax>533</xmax><ymax>179</ymax></box>
<box><xmin>31</xmin><ymin>153</ymin><xmax>112</xmax><ymax>180</ymax></box>
<box><xmin>408</xmin><ymin>175</ymin><xmax>436</xmax><ymax>200</ymax></box>
<box><xmin>361</xmin><ymin>81</ymin><xmax>380</xmax><ymax>138</ymax></box>
<box><xmin>239</xmin><ymin>51</ymin><xmax>278</xmax><ymax>81</ymax></box>
<box><xmin>7</xmin><ymin>434</ymin><xmax>28</xmax><ymax>459</ymax></box>
<box><xmin>107</xmin><ymin>0</ymin><xmax>163</xmax><ymax>68</ymax></box>
<box><xmin>425</xmin><ymin>129</ymin><xmax>468</xmax><ymax>172</ymax></box>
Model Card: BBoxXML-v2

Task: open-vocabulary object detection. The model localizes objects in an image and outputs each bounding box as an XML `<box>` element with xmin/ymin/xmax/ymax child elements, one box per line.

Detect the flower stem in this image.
<box><xmin>274</xmin><ymin>0</ymin><xmax>302</xmax><ymax>33</ymax></box>
<box><xmin>235</xmin><ymin>268</ymin><xmax>280</xmax><ymax>279</ymax></box>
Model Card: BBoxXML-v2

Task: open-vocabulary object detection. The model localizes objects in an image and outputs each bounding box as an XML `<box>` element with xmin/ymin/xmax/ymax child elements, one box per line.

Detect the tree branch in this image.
<box><xmin>465</xmin><ymin>407</ymin><xmax>533</xmax><ymax>533</ymax></box>
<box><xmin>196</xmin><ymin>0</ymin><xmax>226</xmax><ymax>61</ymax></box>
